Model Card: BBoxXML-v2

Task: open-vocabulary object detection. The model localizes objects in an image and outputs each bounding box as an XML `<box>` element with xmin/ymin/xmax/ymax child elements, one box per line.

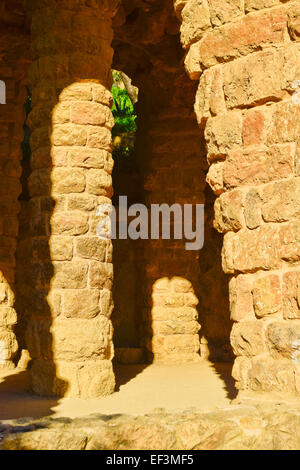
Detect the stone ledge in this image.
<box><xmin>1</xmin><ymin>403</ymin><xmax>300</xmax><ymax>450</ymax></box>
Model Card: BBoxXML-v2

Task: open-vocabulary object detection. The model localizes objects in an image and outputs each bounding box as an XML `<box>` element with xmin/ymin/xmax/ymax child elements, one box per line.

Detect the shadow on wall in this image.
<box><xmin>0</xmin><ymin>87</ymin><xmax>59</xmax><ymax>420</ymax></box>
<box><xmin>0</xmin><ymin>75</ymin><xmax>118</xmax><ymax>420</ymax></box>
<box><xmin>0</xmin><ymin>85</ymin><xmax>66</xmax><ymax>420</ymax></box>
<box><xmin>0</xmin><ymin>95</ymin><xmax>59</xmax><ymax>420</ymax></box>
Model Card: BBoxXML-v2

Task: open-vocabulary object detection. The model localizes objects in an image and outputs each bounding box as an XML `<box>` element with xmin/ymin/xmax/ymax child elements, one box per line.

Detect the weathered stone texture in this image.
<box><xmin>0</xmin><ymin>0</ymin><xmax>299</xmax><ymax>404</ymax></box>
<box><xmin>19</xmin><ymin>1</ymin><xmax>117</xmax><ymax>397</ymax></box>
<box><xmin>180</xmin><ymin>0</ymin><xmax>300</xmax><ymax>397</ymax></box>
<box><xmin>2</xmin><ymin>404</ymin><xmax>300</xmax><ymax>450</ymax></box>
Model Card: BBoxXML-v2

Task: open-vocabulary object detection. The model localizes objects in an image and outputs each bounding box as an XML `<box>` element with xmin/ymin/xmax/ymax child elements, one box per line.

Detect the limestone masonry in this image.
<box><xmin>0</xmin><ymin>0</ymin><xmax>300</xmax><ymax>413</ymax></box>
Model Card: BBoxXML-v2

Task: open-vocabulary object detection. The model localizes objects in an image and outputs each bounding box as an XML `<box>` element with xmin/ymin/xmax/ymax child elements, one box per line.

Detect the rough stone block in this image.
<box><xmin>75</xmin><ymin>236</ymin><xmax>106</xmax><ymax>262</ymax></box>
<box><xmin>51</xmin><ymin>211</ymin><xmax>89</xmax><ymax>236</ymax></box>
<box><xmin>151</xmin><ymin>307</ymin><xmax>198</xmax><ymax>322</ymax></box>
<box><xmin>279</xmin><ymin>220</ymin><xmax>300</xmax><ymax>263</ymax></box>
<box><xmin>0</xmin><ymin>327</ymin><xmax>18</xmax><ymax>361</ymax></box>
<box><xmin>0</xmin><ymin>307</ymin><xmax>17</xmax><ymax>326</ymax></box>
<box><xmin>232</xmin><ymin>356</ymin><xmax>251</xmax><ymax>390</ymax></box>
<box><xmin>245</xmin><ymin>0</ymin><xmax>281</xmax><ymax>12</ymax></box>
<box><xmin>199</xmin><ymin>7</ymin><xmax>287</xmax><ymax>68</ymax></box>
<box><xmin>229</xmin><ymin>275</ymin><xmax>255</xmax><ymax>322</ymax></box>
<box><xmin>87</xmin><ymin>126</ymin><xmax>112</xmax><ymax>151</ymax></box>
<box><xmin>223</xmin><ymin>144</ymin><xmax>294</xmax><ymax>189</ymax></box>
<box><xmin>153</xmin><ymin>293</ymin><xmax>185</xmax><ymax>308</ymax></box>
<box><xmin>230</xmin><ymin>321</ymin><xmax>266</xmax><ymax>357</ymax></box>
<box><xmin>267</xmin><ymin>322</ymin><xmax>300</xmax><ymax>360</ymax></box>
<box><xmin>50</xmin><ymin>236</ymin><xmax>73</xmax><ymax>261</ymax></box>
<box><xmin>92</xmin><ymin>85</ymin><xmax>113</xmax><ymax>106</ymax></box>
<box><xmin>184</xmin><ymin>42</ymin><xmax>202</xmax><ymax>80</ymax></box>
<box><xmin>51</xmin><ymin>168</ymin><xmax>86</xmax><ymax>194</ymax></box>
<box><xmin>68</xmin><ymin>148</ymin><xmax>108</xmax><ymax>169</ymax></box>
<box><xmin>266</xmin><ymin>100</ymin><xmax>300</xmax><ymax>145</ymax></box>
<box><xmin>214</xmin><ymin>189</ymin><xmax>244</xmax><ymax>233</ymax></box>
<box><xmin>206</xmin><ymin>161</ymin><xmax>225</xmax><ymax>195</ymax></box>
<box><xmin>247</xmin><ymin>356</ymin><xmax>298</xmax><ymax>393</ymax></box>
<box><xmin>71</xmin><ymin>102</ymin><xmax>114</xmax><ymax>128</ymax></box>
<box><xmin>283</xmin><ymin>271</ymin><xmax>300</xmax><ymax>320</ymax></box>
<box><xmin>207</xmin><ymin>0</ymin><xmax>244</xmax><ymax>26</ymax></box>
<box><xmin>242</xmin><ymin>108</ymin><xmax>269</xmax><ymax>147</ymax></box>
<box><xmin>52</xmin><ymin>260</ymin><xmax>88</xmax><ymax>289</ymax></box>
<box><xmin>224</xmin><ymin>225</ymin><xmax>281</xmax><ymax>273</ymax></box>
<box><xmin>52</xmin><ymin>317</ymin><xmax>113</xmax><ymax>361</ymax></box>
<box><xmin>52</xmin><ymin>102</ymin><xmax>71</xmax><ymax>125</ymax></box>
<box><xmin>195</xmin><ymin>69</ymin><xmax>226</xmax><ymax>126</ymax></box>
<box><xmin>180</xmin><ymin>0</ymin><xmax>211</xmax><ymax>48</ymax></box>
<box><xmin>288</xmin><ymin>1</ymin><xmax>300</xmax><ymax>41</ymax></box>
<box><xmin>244</xmin><ymin>189</ymin><xmax>262</xmax><ymax>230</ymax></box>
<box><xmin>172</xmin><ymin>277</ymin><xmax>193</xmax><ymax>293</ymax></box>
<box><xmin>76</xmin><ymin>359</ymin><xmax>115</xmax><ymax>398</ymax></box>
<box><xmin>267</xmin><ymin>101</ymin><xmax>300</xmax><ymax>145</ymax></box>
<box><xmin>152</xmin><ymin>320</ymin><xmax>200</xmax><ymax>336</ymax></box>
<box><xmin>100</xmin><ymin>289</ymin><xmax>114</xmax><ymax>318</ymax></box>
<box><xmin>162</xmin><ymin>334</ymin><xmax>200</xmax><ymax>355</ymax></box>
<box><xmin>253</xmin><ymin>274</ymin><xmax>282</xmax><ymax>318</ymax></box>
<box><xmin>89</xmin><ymin>261</ymin><xmax>113</xmax><ymax>290</ymax></box>
<box><xmin>62</xmin><ymin>289</ymin><xmax>100</xmax><ymax>319</ymax></box>
<box><xmin>205</xmin><ymin>112</ymin><xmax>243</xmax><ymax>160</ymax></box>
<box><xmin>86</xmin><ymin>169</ymin><xmax>112</xmax><ymax>196</ymax></box>
<box><xmin>67</xmin><ymin>194</ymin><xmax>97</xmax><ymax>212</ymax></box>
<box><xmin>52</xmin><ymin>124</ymin><xmax>87</xmax><ymax>146</ymax></box>
<box><xmin>223</xmin><ymin>45</ymin><xmax>300</xmax><ymax>109</ymax></box>
<box><xmin>261</xmin><ymin>178</ymin><xmax>300</xmax><ymax>223</ymax></box>
<box><xmin>59</xmin><ymin>83</ymin><xmax>92</xmax><ymax>102</ymax></box>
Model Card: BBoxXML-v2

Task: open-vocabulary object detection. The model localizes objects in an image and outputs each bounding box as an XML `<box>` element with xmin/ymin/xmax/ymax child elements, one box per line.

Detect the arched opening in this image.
<box><xmin>110</xmin><ymin>0</ymin><xmax>236</xmax><ymax>398</ymax></box>
<box><xmin>110</xmin><ymin>70</ymin><xmax>145</xmax><ymax>365</ymax></box>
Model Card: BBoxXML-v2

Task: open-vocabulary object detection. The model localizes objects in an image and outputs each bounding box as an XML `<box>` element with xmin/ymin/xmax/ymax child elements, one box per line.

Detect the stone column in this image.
<box><xmin>176</xmin><ymin>0</ymin><xmax>300</xmax><ymax>398</ymax></box>
<box><xmin>24</xmin><ymin>0</ymin><xmax>119</xmax><ymax>397</ymax></box>
<box><xmin>133</xmin><ymin>58</ymin><xmax>205</xmax><ymax>364</ymax></box>
<box><xmin>141</xmin><ymin>106</ymin><xmax>204</xmax><ymax>364</ymax></box>
<box><xmin>0</xmin><ymin>22</ymin><xmax>29</xmax><ymax>370</ymax></box>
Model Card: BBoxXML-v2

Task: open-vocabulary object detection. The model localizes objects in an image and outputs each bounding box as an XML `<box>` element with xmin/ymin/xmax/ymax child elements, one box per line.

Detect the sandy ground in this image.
<box><xmin>0</xmin><ymin>362</ymin><xmax>236</xmax><ymax>421</ymax></box>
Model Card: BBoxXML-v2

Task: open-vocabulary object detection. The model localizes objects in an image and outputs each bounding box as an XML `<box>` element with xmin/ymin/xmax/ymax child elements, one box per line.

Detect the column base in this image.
<box><xmin>30</xmin><ymin>359</ymin><xmax>115</xmax><ymax>398</ymax></box>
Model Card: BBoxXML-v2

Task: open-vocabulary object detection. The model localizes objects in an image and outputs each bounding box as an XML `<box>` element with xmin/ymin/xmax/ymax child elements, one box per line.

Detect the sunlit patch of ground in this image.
<box><xmin>0</xmin><ymin>362</ymin><xmax>236</xmax><ymax>421</ymax></box>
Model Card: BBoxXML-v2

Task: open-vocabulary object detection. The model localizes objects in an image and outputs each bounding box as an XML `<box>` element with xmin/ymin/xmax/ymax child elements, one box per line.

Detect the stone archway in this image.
<box><xmin>111</xmin><ymin>0</ymin><xmax>233</xmax><ymax>371</ymax></box>
<box><xmin>0</xmin><ymin>0</ymin><xmax>299</xmax><ymax>402</ymax></box>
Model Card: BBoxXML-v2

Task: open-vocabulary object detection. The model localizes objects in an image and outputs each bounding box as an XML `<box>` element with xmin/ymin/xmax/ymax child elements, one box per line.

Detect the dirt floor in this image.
<box><xmin>0</xmin><ymin>362</ymin><xmax>236</xmax><ymax>421</ymax></box>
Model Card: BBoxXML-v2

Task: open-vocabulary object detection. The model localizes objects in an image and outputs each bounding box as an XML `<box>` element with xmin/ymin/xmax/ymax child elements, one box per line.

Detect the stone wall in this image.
<box><xmin>2</xmin><ymin>403</ymin><xmax>300</xmax><ymax>450</ymax></box>
<box><xmin>177</xmin><ymin>0</ymin><xmax>300</xmax><ymax>397</ymax></box>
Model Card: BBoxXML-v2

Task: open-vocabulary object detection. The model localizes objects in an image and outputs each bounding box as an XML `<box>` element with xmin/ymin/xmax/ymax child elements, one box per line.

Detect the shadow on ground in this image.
<box><xmin>0</xmin><ymin>369</ymin><xmax>58</xmax><ymax>420</ymax></box>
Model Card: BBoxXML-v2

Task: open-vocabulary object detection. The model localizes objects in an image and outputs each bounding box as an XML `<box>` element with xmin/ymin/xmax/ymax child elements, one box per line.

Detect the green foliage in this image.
<box><xmin>111</xmin><ymin>86</ymin><xmax>137</xmax><ymax>137</ymax></box>
<box><xmin>111</xmin><ymin>72</ymin><xmax>137</xmax><ymax>161</ymax></box>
